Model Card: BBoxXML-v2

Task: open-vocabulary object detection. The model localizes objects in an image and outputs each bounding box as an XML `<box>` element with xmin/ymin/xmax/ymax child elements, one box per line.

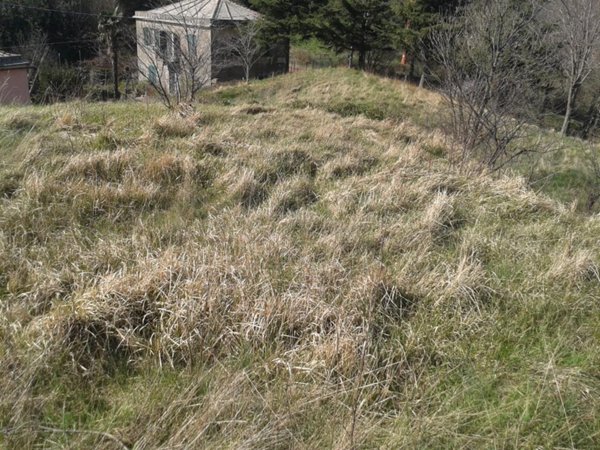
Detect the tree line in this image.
<box><xmin>2</xmin><ymin>0</ymin><xmax>600</xmax><ymax>140</ymax></box>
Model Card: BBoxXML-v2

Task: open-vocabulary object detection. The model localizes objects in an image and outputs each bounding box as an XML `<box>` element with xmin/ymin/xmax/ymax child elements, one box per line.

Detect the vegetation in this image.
<box><xmin>1</xmin><ymin>68</ymin><xmax>600</xmax><ymax>448</ymax></box>
<box><xmin>3</xmin><ymin>0</ymin><xmax>600</xmax><ymax>140</ymax></box>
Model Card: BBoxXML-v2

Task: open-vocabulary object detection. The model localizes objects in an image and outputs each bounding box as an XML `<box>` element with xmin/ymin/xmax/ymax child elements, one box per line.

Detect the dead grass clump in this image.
<box><xmin>18</xmin><ymin>134</ymin><xmax>79</xmax><ymax>169</ymax></box>
<box><xmin>0</xmin><ymin>171</ymin><xmax>23</xmax><ymax>198</ymax></box>
<box><xmin>3</xmin><ymin>112</ymin><xmax>43</xmax><ymax>132</ymax></box>
<box><xmin>194</xmin><ymin>141</ymin><xmax>226</xmax><ymax>157</ymax></box>
<box><xmin>238</xmin><ymin>293</ymin><xmax>324</xmax><ymax>349</ymax></box>
<box><xmin>270</xmin><ymin>177</ymin><xmax>318</xmax><ymax>216</ymax></box>
<box><xmin>153</xmin><ymin>115</ymin><xmax>197</xmax><ymax>138</ymax></box>
<box><xmin>485</xmin><ymin>175</ymin><xmax>561</xmax><ymax>219</ymax></box>
<box><xmin>27</xmin><ymin>298</ymin><xmax>147</xmax><ymax>374</ymax></box>
<box><xmin>433</xmin><ymin>252</ymin><xmax>492</xmax><ymax>311</ymax></box>
<box><xmin>61</xmin><ymin>149</ymin><xmax>133</xmax><ymax>183</ymax></box>
<box><xmin>230</xmin><ymin>169</ymin><xmax>269</xmax><ymax>209</ymax></box>
<box><xmin>278</xmin><ymin>209</ymin><xmax>329</xmax><ymax>236</ymax></box>
<box><xmin>548</xmin><ymin>247</ymin><xmax>600</xmax><ymax>285</ymax></box>
<box><xmin>54</xmin><ymin>111</ymin><xmax>80</xmax><ymax>130</ymax></box>
<box><xmin>237</xmin><ymin>105</ymin><xmax>274</xmax><ymax>115</ymax></box>
<box><xmin>93</xmin><ymin>128</ymin><xmax>122</xmax><ymax>151</ymax></box>
<box><xmin>73</xmin><ymin>182</ymin><xmax>169</xmax><ymax>220</ymax></box>
<box><xmin>25</xmin><ymin>256</ymin><xmax>189</xmax><ymax>369</ymax></box>
<box><xmin>23</xmin><ymin>179</ymin><xmax>168</xmax><ymax>223</ymax></box>
<box><xmin>143</xmin><ymin>153</ymin><xmax>202</xmax><ymax>186</ymax></box>
<box><xmin>256</xmin><ymin>149</ymin><xmax>318</xmax><ymax>185</ymax></box>
<box><xmin>421</xmin><ymin>191</ymin><xmax>463</xmax><ymax>240</ymax></box>
<box><xmin>372</xmin><ymin>281</ymin><xmax>420</xmax><ymax>322</ymax></box>
<box><xmin>322</xmin><ymin>154</ymin><xmax>378</xmax><ymax>180</ymax></box>
<box><xmin>393</xmin><ymin>121</ymin><xmax>420</xmax><ymax>144</ymax></box>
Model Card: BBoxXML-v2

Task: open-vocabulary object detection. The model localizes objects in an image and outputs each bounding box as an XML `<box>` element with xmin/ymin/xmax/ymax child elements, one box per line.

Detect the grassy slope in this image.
<box><xmin>0</xmin><ymin>68</ymin><xmax>599</xmax><ymax>449</ymax></box>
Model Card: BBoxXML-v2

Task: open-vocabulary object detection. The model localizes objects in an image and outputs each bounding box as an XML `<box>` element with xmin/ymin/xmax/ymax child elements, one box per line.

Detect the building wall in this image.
<box><xmin>0</xmin><ymin>68</ymin><xmax>30</xmax><ymax>105</ymax></box>
<box><xmin>136</xmin><ymin>18</ymin><xmax>289</xmax><ymax>96</ymax></box>
<box><xmin>136</xmin><ymin>19</ymin><xmax>212</xmax><ymax>96</ymax></box>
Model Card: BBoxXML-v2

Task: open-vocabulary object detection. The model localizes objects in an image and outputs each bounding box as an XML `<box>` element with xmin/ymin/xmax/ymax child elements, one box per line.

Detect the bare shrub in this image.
<box><xmin>131</xmin><ymin>2</ymin><xmax>231</xmax><ymax>107</ymax></box>
<box><xmin>214</xmin><ymin>20</ymin><xmax>266</xmax><ymax>83</ymax></box>
<box><xmin>545</xmin><ymin>0</ymin><xmax>600</xmax><ymax>135</ymax></box>
<box><xmin>430</xmin><ymin>0</ymin><xmax>553</xmax><ymax>171</ymax></box>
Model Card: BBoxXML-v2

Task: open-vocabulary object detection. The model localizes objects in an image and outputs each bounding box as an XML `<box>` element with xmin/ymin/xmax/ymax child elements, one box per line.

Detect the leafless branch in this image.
<box><xmin>131</xmin><ymin>2</ymin><xmax>220</xmax><ymax>108</ymax></box>
<box><xmin>430</xmin><ymin>0</ymin><xmax>553</xmax><ymax>172</ymax></box>
<box><xmin>544</xmin><ymin>0</ymin><xmax>600</xmax><ymax>135</ymax></box>
<box><xmin>214</xmin><ymin>20</ymin><xmax>266</xmax><ymax>84</ymax></box>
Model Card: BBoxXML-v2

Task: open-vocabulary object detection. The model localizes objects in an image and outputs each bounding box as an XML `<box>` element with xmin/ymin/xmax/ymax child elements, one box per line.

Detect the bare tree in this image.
<box><xmin>546</xmin><ymin>0</ymin><xmax>600</xmax><ymax>136</ymax></box>
<box><xmin>132</xmin><ymin>2</ymin><xmax>218</xmax><ymax>108</ymax></box>
<box><xmin>215</xmin><ymin>20</ymin><xmax>266</xmax><ymax>84</ymax></box>
<box><xmin>429</xmin><ymin>0</ymin><xmax>552</xmax><ymax>171</ymax></box>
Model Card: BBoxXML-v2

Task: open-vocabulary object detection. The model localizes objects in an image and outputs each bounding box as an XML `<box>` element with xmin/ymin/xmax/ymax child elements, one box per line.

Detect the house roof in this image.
<box><xmin>134</xmin><ymin>0</ymin><xmax>260</xmax><ymax>24</ymax></box>
<box><xmin>0</xmin><ymin>51</ymin><xmax>31</xmax><ymax>70</ymax></box>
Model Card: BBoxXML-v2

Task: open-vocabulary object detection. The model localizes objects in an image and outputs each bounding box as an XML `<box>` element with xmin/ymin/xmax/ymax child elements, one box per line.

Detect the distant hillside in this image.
<box><xmin>1</xmin><ymin>68</ymin><xmax>599</xmax><ymax>449</ymax></box>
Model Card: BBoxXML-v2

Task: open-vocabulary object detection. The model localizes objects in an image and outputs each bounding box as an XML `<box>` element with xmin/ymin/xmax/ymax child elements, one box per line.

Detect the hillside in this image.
<box><xmin>1</xmin><ymin>68</ymin><xmax>599</xmax><ymax>449</ymax></box>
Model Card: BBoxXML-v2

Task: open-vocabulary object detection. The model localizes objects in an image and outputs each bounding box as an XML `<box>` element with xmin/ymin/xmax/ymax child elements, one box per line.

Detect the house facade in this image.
<box><xmin>134</xmin><ymin>0</ymin><xmax>287</xmax><ymax>96</ymax></box>
<box><xmin>0</xmin><ymin>52</ymin><xmax>31</xmax><ymax>105</ymax></box>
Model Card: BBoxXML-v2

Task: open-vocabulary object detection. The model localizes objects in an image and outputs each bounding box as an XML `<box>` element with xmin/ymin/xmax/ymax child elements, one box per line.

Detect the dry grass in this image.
<box><xmin>1</xmin><ymin>69</ymin><xmax>599</xmax><ymax>449</ymax></box>
<box><xmin>152</xmin><ymin>114</ymin><xmax>198</xmax><ymax>138</ymax></box>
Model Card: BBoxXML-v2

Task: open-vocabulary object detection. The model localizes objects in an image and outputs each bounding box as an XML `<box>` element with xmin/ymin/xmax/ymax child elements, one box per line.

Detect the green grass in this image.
<box><xmin>1</xmin><ymin>68</ymin><xmax>600</xmax><ymax>449</ymax></box>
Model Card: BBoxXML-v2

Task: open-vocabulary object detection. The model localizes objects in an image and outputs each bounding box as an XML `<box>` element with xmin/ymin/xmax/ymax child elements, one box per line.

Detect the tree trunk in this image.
<box><xmin>561</xmin><ymin>85</ymin><xmax>574</xmax><ymax>136</ymax></box>
<box><xmin>112</xmin><ymin>34</ymin><xmax>120</xmax><ymax>100</ymax></box>
<box><xmin>418</xmin><ymin>72</ymin><xmax>425</xmax><ymax>89</ymax></box>
<box><xmin>358</xmin><ymin>50</ymin><xmax>366</xmax><ymax>70</ymax></box>
<box><xmin>561</xmin><ymin>82</ymin><xmax>581</xmax><ymax>136</ymax></box>
<box><xmin>284</xmin><ymin>37</ymin><xmax>290</xmax><ymax>73</ymax></box>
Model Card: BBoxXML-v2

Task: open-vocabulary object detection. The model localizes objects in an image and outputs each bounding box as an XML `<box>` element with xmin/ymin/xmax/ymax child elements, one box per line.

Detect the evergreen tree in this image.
<box><xmin>392</xmin><ymin>0</ymin><xmax>462</xmax><ymax>79</ymax></box>
<box><xmin>249</xmin><ymin>0</ymin><xmax>327</xmax><ymax>71</ymax></box>
<box><xmin>317</xmin><ymin>0</ymin><xmax>399</xmax><ymax>70</ymax></box>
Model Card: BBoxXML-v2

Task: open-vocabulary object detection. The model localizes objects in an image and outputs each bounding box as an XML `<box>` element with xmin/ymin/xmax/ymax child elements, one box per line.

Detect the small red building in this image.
<box><xmin>0</xmin><ymin>52</ymin><xmax>31</xmax><ymax>105</ymax></box>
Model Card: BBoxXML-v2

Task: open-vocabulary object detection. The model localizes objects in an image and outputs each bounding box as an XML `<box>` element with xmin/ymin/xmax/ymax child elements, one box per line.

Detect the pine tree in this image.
<box><xmin>250</xmin><ymin>0</ymin><xmax>327</xmax><ymax>72</ymax></box>
<box><xmin>317</xmin><ymin>0</ymin><xmax>399</xmax><ymax>70</ymax></box>
<box><xmin>392</xmin><ymin>0</ymin><xmax>461</xmax><ymax>80</ymax></box>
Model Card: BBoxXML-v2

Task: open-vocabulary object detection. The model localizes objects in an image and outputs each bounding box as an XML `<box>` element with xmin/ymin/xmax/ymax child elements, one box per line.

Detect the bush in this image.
<box><xmin>32</xmin><ymin>64</ymin><xmax>87</xmax><ymax>103</ymax></box>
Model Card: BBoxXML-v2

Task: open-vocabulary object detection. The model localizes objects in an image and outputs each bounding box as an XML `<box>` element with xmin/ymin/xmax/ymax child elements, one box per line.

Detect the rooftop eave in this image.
<box><xmin>0</xmin><ymin>58</ymin><xmax>32</xmax><ymax>70</ymax></box>
<box><xmin>134</xmin><ymin>11</ymin><xmax>213</xmax><ymax>27</ymax></box>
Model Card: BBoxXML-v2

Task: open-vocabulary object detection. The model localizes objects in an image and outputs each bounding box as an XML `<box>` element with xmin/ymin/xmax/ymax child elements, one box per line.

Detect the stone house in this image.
<box><xmin>0</xmin><ymin>52</ymin><xmax>31</xmax><ymax>105</ymax></box>
<box><xmin>134</xmin><ymin>0</ymin><xmax>287</xmax><ymax>96</ymax></box>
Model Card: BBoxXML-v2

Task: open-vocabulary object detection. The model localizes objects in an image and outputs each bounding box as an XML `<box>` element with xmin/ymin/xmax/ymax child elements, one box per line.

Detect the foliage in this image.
<box><xmin>315</xmin><ymin>0</ymin><xmax>399</xmax><ymax>70</ymax></box>
<box><xmin>250</xmin><ymin>0</ymin><xmax>329</xmax><ymax>70</ymax></box>
<box><xmin>31</xmin><ymin>63</ymin><xmax>88</xmax><ymax>103</ymax></box>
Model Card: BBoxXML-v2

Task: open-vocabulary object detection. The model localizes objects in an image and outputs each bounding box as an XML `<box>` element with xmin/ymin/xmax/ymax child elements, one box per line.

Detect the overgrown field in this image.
<box><xmin>1</xmin><ymin>69</ymin><xmax>599</xmax><ymax>449</ymax></box>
